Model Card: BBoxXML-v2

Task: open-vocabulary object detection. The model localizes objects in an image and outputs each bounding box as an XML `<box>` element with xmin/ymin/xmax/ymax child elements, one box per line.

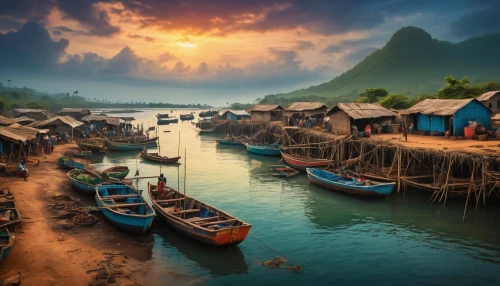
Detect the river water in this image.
<box><xmin>91</xmin><ymin>109</ymin><xmax>500</xmax><ymax>286</ymax></box>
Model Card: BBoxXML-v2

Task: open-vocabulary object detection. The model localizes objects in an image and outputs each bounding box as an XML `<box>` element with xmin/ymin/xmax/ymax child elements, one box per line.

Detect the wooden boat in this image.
<box><xmin>101</xmin><ymin>166</ymin><xmax>130</xmax><ymax>180</ymax></box>
<box><xmin>156</xmin><ymin>113</ymin><xmax>170</xmax><ymax>119</ymax></box>
<box><xmin>74</xmin><ymin>150</ymin><xmax>93</xmax><ymax>158</ymax></box>
<box><xmin>95</xmin><ymin>185</ymin><xmax>155</xmax><ymax>234</ymax></box>
<box><xmin>76</xmin><ymin>138</ymin><xmax>107</xmax><ymax>152</ymax></box>
<box><xmin>281</xmin><ymin>152</ymin><xmax>330</xmax><ymax>172</ymax></box>
<box><xmin>216</xmin><ymin>138</ymin><xmax>244</xmax><ymax>146</ymax></box>
<box><xmin>180</xmin><ymin>114</ymin><xmax>195</xmax><ymax>121</ymax></box>
<box><xmin>198</xmin><ymin>127</ymin><xmax>216</xmax><ymax>134</ymax></box>
<box><xmin>58</xmin><ymin>156</ymin><xmax>86</xmax><ymax>170</ymax></box>
<box><xmin>104</xmin><ymin>138</ymin><xmax>145</xmax><ymax>151</ymax></box>
<box><xmin>163</xmin><ymin>131</ymin><xmax>171</xmax><ymax>133</ymax></box>
<box><xmin>140</xmin><ymin>151</ymin><xmax>181</xmax><ymax>164</ymax></box>
<box><xmin>147</xmin><ymin>183</ymin><xmax>251</xmax><ymax>246</ymax></box>
<box><xmin>271</xmin><ymin>167</ymin><xmax>301</xmax><ymax>178</ymax></box>
<box><xmin>67</xmin><ymin>169</ymin><xmax>120</xmax><ymax>195</ymax></box>
<box><xmin>245</xmin><ymin>143</ymin><xmax>282</xmax><ymax>156</ymax></box>
<box><xmin>0</xmin><ymin>228</ymin><xmax>14</xmax><ymax>264</ymax></box>
<box><xmin>111</xmin><ymin>137</ymin><xmax>158</xmax><ymax>147</ymax></box>
<box><xmin>157</xmin><ymin>117</ymin><xmax>179</xmax><ymax>125</ymax></box>
<box><xmin>0</xmin><ymin>199</ymin><xmax>22</xmax><ymax>231</ymax></box>
<box><xmin>306</xmin><ymin>168</ymin><xmax>395</xmax><ymax>197</ymax></box>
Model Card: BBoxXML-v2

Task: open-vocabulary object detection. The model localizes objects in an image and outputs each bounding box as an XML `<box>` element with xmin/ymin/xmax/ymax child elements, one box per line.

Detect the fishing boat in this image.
<box><xmin>163</xmin><ymin>131</ymin><xmax>171</xmax><ymax>133</ymax></box>
<box><xmin>306</xmin><ymin>168</ymin><xmax>395</xmax><ymax>197</ymax></box>
<box><xmin>95</xmin><ymin>184</ymin><xmax>155</xmax><ymax>234</ymax></box>
<box><xmin>101</xmin><ymin>166</ymin><xmax>130</xmax><ymax>180</ymax></box>
<box><xmin>140</xmin><ymin>151</ymin><xmax>181</xmax><ymax>164</ymax></box>
<box><xmin>58</xmin><ymin>156</ymin><xmax>86</xmax><ymax>170</ymax></box>
<box><xmin>216</xmin><ymin>134</ymin><xmax>248</xmax><ymax>146</ymax></box>
<box><xmin>180</xmin><ymin>114</ymin><xmax>195</xmax><ymax>121</ymax></box>
<box><xmin>271</xmin><ymin>167</ymin><xmax>301</xmax><ymax>178</ymax></box>
<box><xmin>0</xmin><ymin>199</ymin><xmax>22</xmax><ymax>231</ymax></box>
<box><xmin>74</xmin><ymin>150</ymin><xmax>93</xmax><ymax>158</ymax></box>
<box><xmin>67</xmin><ymin>169</ymin><xmax>120</xmax><ymax>195</ymax></box>
<box><xmin>198</xmin><ymin>127</ymin><xmax>216</xmax><ymax>134</ymax></box>
<box><xmin>281</xmin><ymin>152</ymin><xmax>330</xmax><ymax>172</ymax></box>
<box><xmin>111</xmin><ymin>137</ymin><xmax>158</xmax><ymax>147</ymax></box>
<box><xmin>147</xmin><ymin>183</ymin><xmax>251</xmax><ymax>246</ymax></box>
<box><xmin>245</xmin><ymin>143</ymin><xmax>282</xmax><ymax>156</ymax></box>
<box><xmin>0</xmin><ymin>228</ymin><xmax>14</xmax><ymax>264</ymax></box>
<box><xmin>156</xmin><ymin>113</ymin><xmax>170</xmax><ymax>119</ymax></box>
<box><xmin>76</xmin><ymin>138</ymin><xmax>107</xmax><ymax>152</ymax></box>
<box><xmin>157</xmin><ymin>117</ymin><xmax>179</xmax><ymax>125</ymax></box>
<box><xmin>104</xmin><ymin>138</ymin><xmax>145</xmax><ymax>151</ymax></box>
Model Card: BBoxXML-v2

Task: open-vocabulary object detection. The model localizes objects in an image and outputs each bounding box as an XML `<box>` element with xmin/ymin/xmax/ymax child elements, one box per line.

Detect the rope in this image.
<box><xmin>249</xmin><ymin>232</ymin><xmax>300</xmax><ymax>266</ymax></box>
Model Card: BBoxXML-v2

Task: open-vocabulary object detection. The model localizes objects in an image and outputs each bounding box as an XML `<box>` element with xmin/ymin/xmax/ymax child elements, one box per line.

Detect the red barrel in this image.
<box><xmin>464</xmin><ymin>127</ymin><xmax>475</xmax><ymax>139</ymax></box>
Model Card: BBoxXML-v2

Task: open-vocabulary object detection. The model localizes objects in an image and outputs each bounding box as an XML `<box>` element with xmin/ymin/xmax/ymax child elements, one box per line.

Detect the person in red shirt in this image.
<box><xmin>157</xmin><ymin>173</ymin><xmax>166</xmax><ymax>200</ymax></box>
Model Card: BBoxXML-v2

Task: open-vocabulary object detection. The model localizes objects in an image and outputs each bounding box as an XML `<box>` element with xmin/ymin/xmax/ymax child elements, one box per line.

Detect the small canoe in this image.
<box><xmin>95</xmin><ymin>185</ymin><xmax>155</xmax><ymax>234</ymax></box>
<box><xmin>110</xmin><ymin>137</ymin><xmax>157</xmax><ymax>147</ymax></box>
<box><xmin>216</xmin><ymin>139</ymin><xmax>244</xmax><ymax>146</ymax></box>
<box><xmin>158</xmin><ymin>117</ymin><xmax>178</xmax><ymax>125</ymax></box>
<box><xmin>163</xmin><ymin>131</ymin><xmax>171</xmax><ymax>133</ymax></box>
<box><xmin>76</xmin><ymin>138</ymin><xmax>107</xmax><ymax>152</ymax></box>
<box><xmin>180</xmin><ymin>114</ymin><xmax>195</xmax><ymax>120</ymax></box>
<box><xmin>67</xmin><ymin>169</ymin><xmax>120</xmax><ymax>195</ymax></box>
<box><xmin>0</xmin><ymin>228</ymin><xmax>15</xmax><ymax>264</ymax></box>
<box><xmin>281</xmin><ymin>152</ymin><xmax>330</xmax><ymax>172</ymax></box>
<box><xmin>198</xmin><ymin>127</ymin><xmax>216</xmax><ymax>134</ymax></box>
<box><xmin>271</xmin><ymin>167</ymin><xmax>301</xmax><ymax>178</ymax></box>
<box><xmin>245</xmin><ymin>143</ymin><xmax>282</xmax><ymax>156</ymax></box>
<box><xmin>156</xmin><ymin>113</ymin><xmax>170</xmax><ymax>119</ymax></box>
<box><xmin>148</xmin><ymin>183</ymin><xmax>251</xmax><ymax>246</ymax></box>
<box><xmin>101</xmin><ymin>166</ymin><xmax>130</xmax><ymax>180</ymax></box>
<box><xmin>58</xmin><ymin>156</ymin><xmax>86</xmax><ymax>170</ymax></box>
<box><xmin>140</xmin><ymin>151</ymin><xmax>181</xmax><ymax>164</ymax></box>
<box><xmin>0</xmin><ymin>199</ymin><xmax>22</xmax><ymax>231</ymax></box>
<box><xmin>306</xmin><ymin>168</ymin><xmax>395</xmax><ymax>197</ymax></box>
<box><xmin>104</xmin><ymin>138</ymin><xmax>145</xmax><ymax>151</ymax></box>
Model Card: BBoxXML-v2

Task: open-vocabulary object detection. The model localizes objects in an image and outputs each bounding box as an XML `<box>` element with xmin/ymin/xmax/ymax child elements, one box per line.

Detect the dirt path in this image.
<box><xmin>0</xmin><ymin>143</ymin><xmax>150</xmax><ymax>285</ymax></box>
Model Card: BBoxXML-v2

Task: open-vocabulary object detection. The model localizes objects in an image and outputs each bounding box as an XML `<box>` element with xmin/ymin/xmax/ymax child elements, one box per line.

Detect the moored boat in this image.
<box><xmin>198</xmin><ymin>127</ymin><xmax>216</xmax><ymax>134</ymax></box>
<box><xmin>67</xmin><ymin>169</ymin><xmax>120</xmax><ymax>195</ymax></box>
<box><xmin>101</xmin><ymin>166</ymin><xmax>130</xmax><ymax>180</ymax></box>
<box><xmin>245</xmin><ymin>143</ymin><xmax>282</xmax><ymax>156</ymax></box>
<box><xmin>0</xmin><ymin>228</ymin><xmax>15</xmax><ymax>264</ymax></box>
<box><xmin>271</xmin><ymin>167</ymin><xmax>301</xmax><ymax>178</ymax></box>
<box><xmin>58</xmin><ymin>156</ymin><xmax>86</xmax><ymax>170</ymax></box>
<box><xmin>306</xmin><ymin>168</ymin><xmax>395</xmax><ymax>197</ymax></box>
<box><xmin>281</xmin><ymin>152</ymin><xmax>330</xmax><ymax>172</ymax></box>
<box><xmin>76</xmin><ymin>138</ymin><xmax>107</xmax><ymax>152</ymax></box>
<box><xmin>95</xmin><ymin>184</ymin><xmax>155</xmax><ymax>234</ymax></box>
<box><xmin>104</xmin><ymin>138</ymin><xmax>145</xmax><ymax>151</ymax></box>
<box><xmin>156</xmin><ymin>113</ymin><xmax>170</xmax><ymax>119</ymax></box>
<box><xmin>140</xmin><ymin>151</ymin><xmax>181</xmax><ymax>164</ymax></box>
<box><xmin>147</xmin><ymin>183</ymin><xmax>251</xmax><ymax>246</ymax></box>
<box><xmin>111</xmin><ymin>137</ymin><xmax>158</xmax><ymax>147</ymax></box>
<box><xmin>0</xmin><ymin>199</ymin><xmax>22</xmax><ymax>231</ymax></box>
<box><xmin>157</xmin><ymin>117</ymin><xmax>179</xmax><ymax>125</ymax></box>
<box><xmin>216</xmin><ymin>138</ymin><xmax>244</xmax><ymax>146</ymax></box>
<box><xmin>180</xmin><ymin>114</ymin><xmax>195</xmax><ymax>121</ymax></box>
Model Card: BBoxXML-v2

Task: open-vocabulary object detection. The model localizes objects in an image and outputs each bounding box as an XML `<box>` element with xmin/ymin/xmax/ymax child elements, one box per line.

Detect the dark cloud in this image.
<box><xmin>0</xmin><ymin>1</ymin><xmax>53</xmax><ymax>21</ymax></box>
<box><xmin>52</xmin><ymin>30</ymin><xmax>62</xmax><ymax>36</ymax></box>
<box><xmin>172</xmin><ymin>60</ymin><xmax>191</xmax><ymax>73</ymax></box>
<box><xmin>158</xmin><ymin>53</ymin><xmax>178</xmax><ymax>63</ymax></box>
<box><xmin>294</xmin><ymin>40</ymin><xmax>315</xmax><ymax>50</ymax></box>
<box><xmin>321</xmin><ymin>45</ymin><xmax>344</xmax><ymax>54</ymax></box>
<box><xmin>450</xmin><ymin>4</ymin><xmax>500</xmax><ymax>38</ymax></box>
<box><xmin>0</xmin><ymin>21</ymin><xmax>68</xmax><ymax>72</ymax></box>
<box><xmin>53</xmin><ymin>25</ymin><xmax>86</xmax><ymax>36</ymax></box>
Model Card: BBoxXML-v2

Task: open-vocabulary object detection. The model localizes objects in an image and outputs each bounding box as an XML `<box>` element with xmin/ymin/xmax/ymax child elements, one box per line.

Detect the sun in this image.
<box><xmin>177</xmin><ymin>42</ymin><xmax>197</xmax><ymax>48</ymax></box>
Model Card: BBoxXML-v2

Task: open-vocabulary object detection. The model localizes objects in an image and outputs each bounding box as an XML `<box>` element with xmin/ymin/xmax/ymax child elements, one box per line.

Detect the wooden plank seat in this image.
<box><xmin>102</xmin><ymin>194</ymin><xmax>140</xmax><ymax>199</ymax></box>
<box><xmin>156</xmin><ymin>198</ymin><xmax>184</xmax><ymax>203</ymax></box>
<box><xmin>185</xmin><ymin>216</ymin><xmax>220</xmax><ymax>223</ymax></box>
<box><xmin>106</xmin><ymin>203</ymin><xmax>147</xmax><ymax>208</ymax></box>
<box><xmin>199</xmin><ymin>219</ymin><xmax>236</xmax><ymax>227</ymax></box>
<box><xmin>172</xmin><ymin>209</ymin><xmax>201</xmax><ymax>214</ymax></box>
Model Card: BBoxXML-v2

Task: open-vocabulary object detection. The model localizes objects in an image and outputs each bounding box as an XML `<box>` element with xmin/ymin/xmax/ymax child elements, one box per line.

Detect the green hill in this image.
<box><xmin>267</xmin><ymin>26</ymin><xmax>500</xmax><ymax>102</ymax></box>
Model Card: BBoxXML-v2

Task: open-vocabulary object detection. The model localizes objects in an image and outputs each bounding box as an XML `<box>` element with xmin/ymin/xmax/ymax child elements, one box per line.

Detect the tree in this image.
<box><xmin>7</xmin><ymin>79</ymin><xmax>11</xmax><ymax>87</ymax></box>
<box><xmin>41</xmin><ymin>95</ymin><xmax>50</xmax><ymax>100</ymax></box>
<box><xmin>445</xmin><ymin>76</ymin><xmax>468</xmax><ymax>87</ymax></box>
<box><xmin>0</xmin><ymin>97</ymin><xmax>6</xmax><ymax>111</ymax></box>
<box><xmin>65</xmin><ymin>92</ymin><xmax>70</xmax><ymax>98</ymax></box>
<box><xmin>73</xmin><ymin>90</ymin><xmax>79</xmax><ymax>97</ymax></box>
<box><xmin>378</xmin><ymin>94</ymin><xmax>410</xmax><ymax>109</ymax></box>
<box><xmin>358</xmin><ymin>88</ymin><xmax>389</xmax><ymax>103</ymax></box>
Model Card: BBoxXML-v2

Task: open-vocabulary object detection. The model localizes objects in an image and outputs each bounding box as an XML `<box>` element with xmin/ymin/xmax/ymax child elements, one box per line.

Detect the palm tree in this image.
<box><xmin>7</xmin><ymin>79</ymin><xmax>11</xmax><ymax>87</ymax></box>
<box><xmin>73</xmin><ymin>90</ymin><xmax>79</xmax><ymax>97</ymax></box>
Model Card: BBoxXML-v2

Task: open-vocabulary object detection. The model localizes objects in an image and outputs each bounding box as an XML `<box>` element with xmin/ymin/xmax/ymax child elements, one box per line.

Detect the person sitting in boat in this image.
<box><xmin>157</xmin><ymin>177</ymin><xmax>165</xmax><ymax>200</ymax></box>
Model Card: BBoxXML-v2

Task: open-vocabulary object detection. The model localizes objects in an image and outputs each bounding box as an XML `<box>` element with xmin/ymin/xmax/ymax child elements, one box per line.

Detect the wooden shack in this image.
<box><xmin>477</xmin><ymin>91</ymin><xmax>500</xmax><ymax>114</ymax></box>
<box><xmin>57</xmin><ymin>108</ymin><xmax>91</xmax><ymax>121</ymax></box>
<box><xmin>326</xmin><ymin>103</ymin><xmax>397</xmax><ymax>135</ymax></box>
<box><xmin>284</xmin><ymin>102</ymin><xmax>327</xmax><ymax>119</ymax></box>
<box><xmin>28</xmin><ymin>116</ymin><xmax>84</xmax><ymax>138</ymax></box>
<box><xmin>218</xmin><ymin>110</ymin><xmax>250</xmax><ymax>121</ymax></box>
<box><xmin>14</xmin><ymin>109</ymin><xmax>51</xmax><ymax>121</ymax></box>
<box><xmin>247</xmin><ymin>105</ymin><xmax>284</xmax><ymax>123</ymax></box>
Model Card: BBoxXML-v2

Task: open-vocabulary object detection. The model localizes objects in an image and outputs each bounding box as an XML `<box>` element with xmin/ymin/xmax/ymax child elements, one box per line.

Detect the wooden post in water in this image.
<box><xmin>397</xmin><ymin>147</ymin><xmax>402</xmax><ymax>193</ymax></box>
<box><xmin>183</xmin><ymin>148</ymin><xmax>187</xmax><ymax>219</ymax></box>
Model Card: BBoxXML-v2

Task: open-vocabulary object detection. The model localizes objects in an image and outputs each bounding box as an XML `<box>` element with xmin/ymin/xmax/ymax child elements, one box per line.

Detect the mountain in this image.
<box><xmin>269</xmin><ymin>27</ymin><xmax>500</xmax><ymax>102</ymax></box>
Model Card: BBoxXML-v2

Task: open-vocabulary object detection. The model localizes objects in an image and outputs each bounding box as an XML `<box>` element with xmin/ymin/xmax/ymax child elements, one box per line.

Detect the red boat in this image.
<box><xmin>281</xmin><ymin>151</ymin><xmax>330</xmax><ymax>172</ymax></box>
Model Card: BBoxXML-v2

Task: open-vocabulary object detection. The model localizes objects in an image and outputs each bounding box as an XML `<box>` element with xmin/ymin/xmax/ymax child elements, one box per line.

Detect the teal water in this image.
<box><xmin>92</xmin><ymin>109</ymin><xmax>500</xmax><ymax>286</ymax></box>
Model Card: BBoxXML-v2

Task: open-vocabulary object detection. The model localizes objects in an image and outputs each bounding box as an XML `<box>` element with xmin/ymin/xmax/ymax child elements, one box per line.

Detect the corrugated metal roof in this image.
<box><xmin>0</xmin><ymin>115</ymin><xmax>15</xmax><ymax>126</ymax></box>
<box><xmin>476</xmin><ymin>91</ymin><xmax>500</xmax><ymax>101</ymax></box>
<box><xmin>13</xmin><ymin>116</ymin><xmax>37</xmax><ymax>123</ymax></box>
<box><xmin>399</xmin><ymin>99</ymin><xmax>480</xmax><ymax>116</ymax></box>
<box><xmin>285</xmin><ymin>102</ymin><xmax>327</xmax><ymax>111</ymax></box>
<box><xmin>81</xmin><ymin>115</ymin><xmax>120</xmax><ymax>126</ymax></box>
<box><xmin>326</xmin><ymin>103</ymin><xmax>397</xmax><ymax>119</ymax></box>
<box><xmin>28</xmin><ymin>116</ymin><xmax>84</xmax><ymax>128</ymax></box>
<box><xmin>247</xmin><ymin>104</ymin><xmax>283</xmax><ymax>112</ymax></box>
<box><xmin>59</xmin><ymin>108</ymin><xmax>90</xmax><ymax>114</ymax></box>
<box><xmin>219</xmin><ymin>110</ymin><xmax>250</xmax><ymax>117</ymax></box>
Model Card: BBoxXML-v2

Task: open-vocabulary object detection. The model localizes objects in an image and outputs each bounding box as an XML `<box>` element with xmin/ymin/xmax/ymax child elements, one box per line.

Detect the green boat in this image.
<box><xmin>104</xmin><ymin>138</ymin><xmax>145</xmax><ymax>151</ymax></box>
<box><xmin>101</xmin><ymin>166</ymin><xmax>130</xmax><ymax>180</ymax></box>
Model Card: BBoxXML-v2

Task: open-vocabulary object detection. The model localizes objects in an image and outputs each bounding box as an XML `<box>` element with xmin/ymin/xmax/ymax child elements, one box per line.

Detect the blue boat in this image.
<box><xmin>157</xmin><ymin>117</ymin><xmax>179</xmax><ymax>125</ymax></box>
<box><xmin>95</xmin><ymin>185</ymin><xmax>155</xmax><ymax>234</ymax></box>
<box><xmin>58</xmin><ymin>156</ymin><xmax>86</xmax><ymax>170</ymax></box>
<box><xmin>245</xmin><ymin>143</ymin><xmax>282</xmax><ymax>156</ymax></box>
<box><xmin>0</xmin><ymin>228</ymin><xmax>14</xmax><ymax>264</ymax></box>
<box><xmin>306</xmin><ymin>168</ymin><xmax>395</xmax><ymax>197</ymax></box>
<box><xmin>67</xmin><ymin>169</ymin><xmax>121</xmax><ymax>195</ymax></box>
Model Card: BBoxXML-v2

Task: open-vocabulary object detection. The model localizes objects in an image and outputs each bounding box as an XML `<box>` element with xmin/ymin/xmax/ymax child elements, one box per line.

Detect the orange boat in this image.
<box><xmin>281</xmin><ymin>151</ymin><xmax>330</xmax><ymax>172</ymax></box>
<box><xmin>147</xmin><ymin>183</ymin><xmax>251</xmax><ymax>246</ymax></box>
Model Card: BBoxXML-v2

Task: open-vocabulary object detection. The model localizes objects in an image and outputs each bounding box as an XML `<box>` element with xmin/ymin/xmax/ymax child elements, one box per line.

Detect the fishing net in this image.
<box><xmin>73</xmin><ymin>212</ymin><xmax>97</xmax><ymax>226</ymax></box>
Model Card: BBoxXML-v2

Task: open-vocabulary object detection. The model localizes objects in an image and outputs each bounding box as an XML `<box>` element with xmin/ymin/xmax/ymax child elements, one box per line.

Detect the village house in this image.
<box><xmin>13</xmin><ymin>109</ymin><xmax>52</xmax><ymax>121</ymax></box>
<box><xmin>326</xmin><ymin>103</ymin><xmax>397</xmax><ymax>135</ymax></box>
<box><xmin>218</xmin><ymin>110</ymin><xmax>251</xmax><ymax>121</ymax></box>
<box><xmin>284</xmin><ymin>102</ymin><xmax>328</xmax><ymax>124</ymax></box>
<box><xmin>247</xmin><ymin>105</ymin><xmax>284</xmax><ymax>123</ymax></box>
<box><xmin>57</xmin><ymin>108</ymin><xmax>91</xmax><ymax>121</ymax></box>
<box><xmin>476</xmin><ymin>91</ymin><xmax>500</xmax><ymax>114</ymax></box>
<box><xmin>400</xmin><ymin>99</ymin><xmax>491</xmax><ymax>136</ymax></box>
<box><xmin>28</xmin><ymin>116</ymin><xmax>84</xmax><ymax>138</ymax></box>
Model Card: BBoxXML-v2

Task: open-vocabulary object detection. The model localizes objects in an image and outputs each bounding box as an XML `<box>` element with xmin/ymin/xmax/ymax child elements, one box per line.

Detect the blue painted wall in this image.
<box><xmin>453</xmin><ymin>100</ymin><xmax>491</xmax><ymax>136</ymax></box>
<box><xmin>227</xmin><ymin>112</ymin><xmax>250</xmax><ymax>121</ymax></box>
<box><xmin>417</xmin><ymin>114</ymin><xmax>446</xmax><ymax>133</ymax></box>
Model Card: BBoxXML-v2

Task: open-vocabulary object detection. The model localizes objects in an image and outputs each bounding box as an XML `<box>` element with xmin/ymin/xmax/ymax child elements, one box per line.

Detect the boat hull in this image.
<box><xmin>245</xmin><ymin>144</ymin><xmax>281</xmax><ymax>156</ymax></box>
<box><xmin>95</xmin><ymin>199</ymin><xmax>154</xmax><ymax>234</ymax></box>
<box><xmin>306</xmin><ymin>168</ymin><xmax>394</xmax><ymax>197</ymax></box>
<box><xmin>69</xmin><ymin>177</ymin><xmax>96</xmax><ymax>194</ymax></box>
<box><xmin>76</xmin><ymin>140</ymin><xmax>107</xmax><ymax>152</ymax></box>
<box><xmin>157</xmin><ymin>118</ymin><xmax>178</xmax><ymax>125</ymax></box>
<box><xmin>107</xmin><ymin>170</ymin><xmax>130</xmax><ymax>180</ymax></box>
<box><xmin>281</xmin><ymin>152</ymin><xmax>330</xmax><ymax>172</ymax></box>
<box><xmin>216</xmin><ymin>139</ymin><xmax>244</xmax><ymax>146</ymax></box>
<box><xmin>105</xmin><ymin>139</ymin><xmax>144</xmax><ymax>151</ymax></box>
<box><xmin>140</xmin><ymin>152</ymin><xmax>181</xmax><ymax>163</ymax></box>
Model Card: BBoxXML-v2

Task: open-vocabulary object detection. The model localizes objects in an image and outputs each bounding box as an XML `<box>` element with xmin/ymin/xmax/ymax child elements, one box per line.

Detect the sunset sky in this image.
<box><xmin>0</xmin><ymin>0</ymin><xmax>499</xmax><ymax>104</ymax></box>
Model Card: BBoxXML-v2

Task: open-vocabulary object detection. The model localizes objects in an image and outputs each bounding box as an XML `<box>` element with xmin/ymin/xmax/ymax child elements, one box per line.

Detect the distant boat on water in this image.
<box><xmin>245</xmin><ymin>143</ymin><xmax>282</xmax><ymax>156</ymax></box>
<box><xmin>281</xmin><ymin>152</ymin><xmax>330</xmax><ymax>172</ymax></box>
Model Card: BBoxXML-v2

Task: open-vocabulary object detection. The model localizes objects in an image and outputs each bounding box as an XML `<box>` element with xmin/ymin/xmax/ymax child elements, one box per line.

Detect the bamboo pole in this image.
<box><xmin>183</xmin><ymin>148</ymin><xmax>187</xmax><ymax>219</ymax></box>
